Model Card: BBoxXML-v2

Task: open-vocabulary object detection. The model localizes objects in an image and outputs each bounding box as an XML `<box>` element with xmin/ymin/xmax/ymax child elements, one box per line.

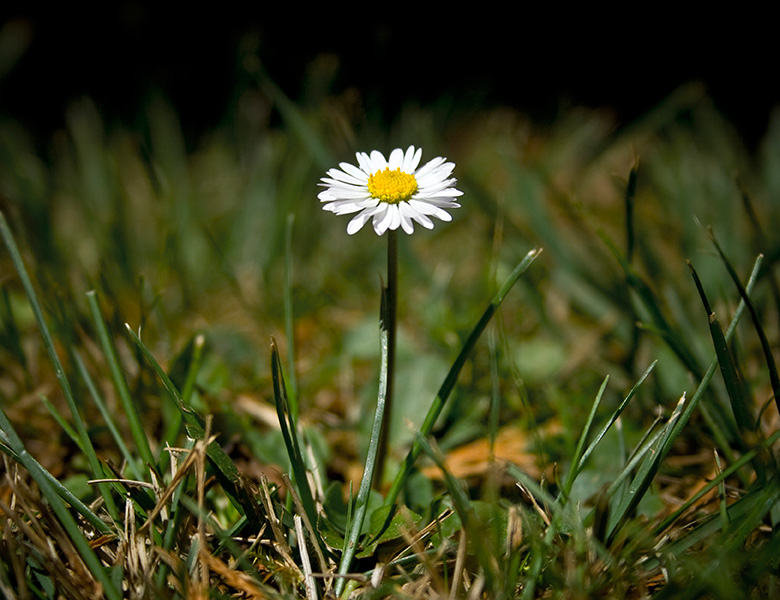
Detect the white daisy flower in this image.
<box><xmin>318</xmin><ymin>146</ymin><xmax>463</xmax><ymax>235</ymax></box>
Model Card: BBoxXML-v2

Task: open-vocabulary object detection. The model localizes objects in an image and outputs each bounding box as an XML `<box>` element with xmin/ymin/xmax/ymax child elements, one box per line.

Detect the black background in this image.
<box><xmin>1</xmin><ymin>6</ymin><xmax>777</xmax><ymax>151</ymax></box>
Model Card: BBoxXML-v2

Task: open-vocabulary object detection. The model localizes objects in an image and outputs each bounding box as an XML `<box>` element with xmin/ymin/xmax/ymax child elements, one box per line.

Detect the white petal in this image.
<box><xmin>411</xmin><ymin>211</ymin><xmax>435</xmax><ymax>229</ymax></box>
<box><xmin>398</xmin><ymin>202</ymin><xmax>416</xmax><ymax>234</ymax></box>
<box><xmin>373</xmin><ymin>205</ymin><xmax>398</xmax><ymax>235</ymax></box>
<box><xmin>388</xmin><ymin>148</ymin><xmax>404</xmax><ymax>169</ymax></box>
<box><xmin>402</xmin><ymin>146</ymin><xmax>421</xmax><ymax>173</ymax></box>
<box><xmin>347</xmin><ymin>211</ymin><xmax>373</xmax><ymax>234</ymax></box>
<box><xmin>340</xmin><ymin>162</ymin><xmax>370</xmax><ymax>182</ymax></box>
<box><xmin>319</xmin><ymin>188</ymin><xmax>371</xmax><ymax>200</ymax></box>
<box><xmin>369</xmin><ymin>150</ymin><xmax>388</xmax><ymax>172</ymax></box>
<box><xmin>356</xmin><ymin>152</ymin><xmax>373</xmax><ymax>174</ymax></box>
<box><xmin>413</xmin><ymin>156</ymin><xmax>446</xmax><ymax>179</ymax></box>
<box><xmin>329</xmin><ymin>199</ymin><xmax>378</xmax><ymax>214</ymax></box>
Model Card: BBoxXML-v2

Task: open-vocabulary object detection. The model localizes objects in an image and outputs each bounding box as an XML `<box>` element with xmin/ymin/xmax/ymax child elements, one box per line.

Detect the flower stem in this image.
<box><xmin>334</xmin><ymin>290</ymin><xmax>391</xmax><ymax>596</ymax></box>
<box><xmin>374</xmin><ymin>229</ymin><xmax>397</xmax><ymax>489</ymax></box>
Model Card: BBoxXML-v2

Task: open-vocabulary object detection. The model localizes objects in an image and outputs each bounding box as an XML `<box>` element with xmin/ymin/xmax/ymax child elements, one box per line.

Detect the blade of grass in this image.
<box><xmin>39</xmin><ymin>394</ymin><xmax>82</xmax><ymax>450</ymax></box>
<box><xmin>384</xmin><ymin>247</ymin><xmax>542</xmax><ymax>507</ymax></box>
<box><xmin>687</xmin><ymin>260</ymin><xmax>756</xmax><ymax>437</ymax></box>
<box><xmin>560</xmin><ymin>374</ymin><xmax>610</xmax><ymax>503</ymax></box>
<box><xmin>72</xmin><ymin>348</ymin><xmax>143</xmax><ymax>482</ymax></box>
<box><xmin>0</xmin><ymin>407</ymin><xmax>122</xmax><ymax>600</ymax></box>
<box><xmin>652</xmin><ymin>414</ymin><xmax>780</xmax><ymax>537</ymax></box>
<box><xmin>87</xmin><ymin>289</ymin><xmax>156</xmax><ymax>470</ymax></box>
<box><xmin>270</xmin><ymin>338</ymin><xmax>318</xmax><ymax>538</ymax></box>
<box><xmin>0</xmin><ymin>428</ymin><xmax>110</xmax><ymax>535</ymax></box>
<box><xmin>125</xmin><ymin>323</ymin><xmax>263</xmax><ymax>526</ymax></box>
<box><xmin>664</xmin><ymin>254</ymin><xmax>763</xmax><ymax>449</ymax></box>
<box><xmin>606</xmin><ymin>393</ymin><xmax>688</xmax><ymax>542</ymax></box>
<box><xmin>707</xmin><ymin>227</ymin><xmax>780</xmax><ymax>418</ymax></box>
<box><xmin>562</xmin><ymin>361</ymin><xmax>657</xmax><ymax>503</ymax></box>
<box><xmin>0</xmin><ymin>211</ymin><xmax>119</xmax><ymax>521</ymax></box>
<box><xmin>161</xmin><ymin>333</ymin><xmax>204</xmax><ymax>448</ymax></box>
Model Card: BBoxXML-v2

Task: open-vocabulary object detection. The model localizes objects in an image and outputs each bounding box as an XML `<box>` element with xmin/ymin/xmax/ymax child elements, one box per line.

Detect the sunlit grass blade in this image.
<box><xmin>606</xmin><ymin>393</ymin><xmax>688</xmax><ymax>543</ymax></box>
<box><xmin>559</xmin><ymin>374</ymin><xmax>609</xmax><ymax>502</ymax></box>
<box><xmin>72</xmin><ymin>349</ymin><xmax>142</xmax><ymax>481</ymax></box>
<box><xmin>687</xmin><ymin>260</ymin><xmax>755</xmax><ymax>437</ymax></box>
<box><xmin>125</xmin><ymin>323</ymin><xmax>264</xmax><ymax>526</ymax></box>
<box><xmin>385</xmin><ymin>247</ymin><xmax>542</xmax><ymax>507</ymax></box>
<box><xmin>0</xmin><ymin>407</ymin><xmax>122</xmax><ymax>600</ymax></box>
<box><xmin>707</xmin><ymin>227</ymin><xmax>780</xmax><ymax>418</ymax></box>
<box><xmin>161</xmin><ymin>332</ymin><xmax>204</xmax><ymax>448</ymax></box>
<box><xmin>87</xmin><ymin>289</ymin><xmax>156</xmax><ymax>470</ymax></box>
<box><xmin>1</xmin><ymin>211</ymin><xmax>119</xmax><ymax>521</ymax></box>
<box><xmin>270</xmin><ymin>338</ymin><xmax>318</xmax><ymax>537</ymax></box>
<box><xmin>664</xmin><ymin>254</ymin><xmax>763</xmax><ymax>446</ymax></box>
<box><xmin>562</xmin><ymin>361</ymin><xmax>657</xmax><ymax>503</ymax></box>
<box><xmin>0</xmin><ymin>423</ymin><xmax>110</xmax><ymax>535</ymax></box>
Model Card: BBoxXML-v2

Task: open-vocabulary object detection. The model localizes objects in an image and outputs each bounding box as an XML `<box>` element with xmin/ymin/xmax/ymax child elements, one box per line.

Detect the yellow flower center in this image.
<box><xmin>367</xmin><ymin>167</ymin><xmax>418</xmax><ymax>204</ymax></box>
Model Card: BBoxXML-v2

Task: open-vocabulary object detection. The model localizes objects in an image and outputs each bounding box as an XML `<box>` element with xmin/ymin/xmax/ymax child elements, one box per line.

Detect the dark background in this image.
<box><xmin>1</xmin><ymin>6</ymin><xmax>776</xmax><ymax>151</ymax></box>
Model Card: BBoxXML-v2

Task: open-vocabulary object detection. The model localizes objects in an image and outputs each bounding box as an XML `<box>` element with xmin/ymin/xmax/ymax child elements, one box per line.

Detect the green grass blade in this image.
<box><xmin>560</xmin><ymin>374</ymin><xmax>609</xmax><ymax>502</ymax></box>
<box><xmin>125</xmin><ymin>323</ymin><xmax>263</xmax><ymax>526</ymax></box>
<box><xmin>0</xmin><ymin>407</ymin><xmax>122</xmax><ymax>600</ymax></box>
<box><xmin>664</xmin><ymin>254</ymin><xmax>763</xmax><ymax>448</ymax></box>
<box><xmin>564</xmin><ymin>361</ymin><xmax>657</xmax><ymax>502</ymax></box>
<box><xmin>384</xmin><ymin>247</ymin><xmax>542</xmax><ymax>507</ymax></box>
<box><xmin>87</xmin><ymin>289</ymin><xmax>156</xmax><ymax>469</ymax></box>
<box><xmin>1</xmin><ymin>211</ymin><xmax>119</xmax><ymax>521</ymax></box>
<box><xmin>708</xmin><ymin>228</ymin><xmax>780</xmax><ymax>418</ymax></box>
<box><xmin>40</xmin><ymin>394</ymin><xmax>82</xmax><ymax>450</ymax></box>
<box><xmin>0</xmin><ymin>426</ymin><xmax>111</xmax><ymax>535</ymax></box>
<box><xmin>687</xmin><ymin>260</ymin><xmax>755</xmax><ymax>436</ymax></box>
<box><xmin>270</xmin><ymin>338</ymin><xmax>318</xmax><ymax>533</ymax></box>
<box><xmin>72</xmin><ymin>349</ymin><xmax>141</xmax><ymax>481</ymax></box>
<box><xmin>606</xmin><ymin>393</ymin><xmax>688</xmax><ymax>542</ymax></box>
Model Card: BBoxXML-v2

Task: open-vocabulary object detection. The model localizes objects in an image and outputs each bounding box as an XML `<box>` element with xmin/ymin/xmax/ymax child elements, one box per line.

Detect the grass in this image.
<box><xmin>1</xmin><ymin>55</ymin><xmax>779</xmax><ymax>600</ymax></box>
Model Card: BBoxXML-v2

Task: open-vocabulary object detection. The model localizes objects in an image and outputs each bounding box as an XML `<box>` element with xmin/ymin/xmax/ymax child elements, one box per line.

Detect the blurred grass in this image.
<box><xmin>1</xmin><ymin>46</ymin><xmax>779</xmax><ymax>598</ymax></box>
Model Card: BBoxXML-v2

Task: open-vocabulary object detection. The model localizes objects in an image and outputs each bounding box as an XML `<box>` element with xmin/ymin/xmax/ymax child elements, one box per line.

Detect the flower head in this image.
<box><xmin>318</xmin><ymin>146</ymin><xmax>462</xmax><ymax>235</ymax></box>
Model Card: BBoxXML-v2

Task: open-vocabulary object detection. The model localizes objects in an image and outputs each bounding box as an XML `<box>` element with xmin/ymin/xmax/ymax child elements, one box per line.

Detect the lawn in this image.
<box><xmin>1</xmin><ymin>46</ymin><xmax>779</xmax><ymax>599</ymax></box>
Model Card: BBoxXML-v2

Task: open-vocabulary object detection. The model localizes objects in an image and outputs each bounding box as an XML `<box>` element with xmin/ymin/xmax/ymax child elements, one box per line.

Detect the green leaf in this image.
<box><xmin>357</xmin><ymin>504</ymin><xmax>423</xmax><ymax>558</ymax></box>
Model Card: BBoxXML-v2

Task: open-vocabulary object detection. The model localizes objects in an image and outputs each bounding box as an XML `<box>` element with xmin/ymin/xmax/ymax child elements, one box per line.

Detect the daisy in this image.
<box><xmin>318</xmin><ymin>146</ymin><xmax>462</xmax><ymax>235</ymax></box>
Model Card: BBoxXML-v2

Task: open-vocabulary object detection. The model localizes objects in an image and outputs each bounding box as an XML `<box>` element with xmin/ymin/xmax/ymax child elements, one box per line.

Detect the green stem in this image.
<box><xmin>334</xmin><ymin>295</ymin><xmax>391</xmax><ymax>596</ymax></box>
<box><xmin>373</xmin><ymin>229</ymin><xmax>397</xmax><ymax>489</ymax></box>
